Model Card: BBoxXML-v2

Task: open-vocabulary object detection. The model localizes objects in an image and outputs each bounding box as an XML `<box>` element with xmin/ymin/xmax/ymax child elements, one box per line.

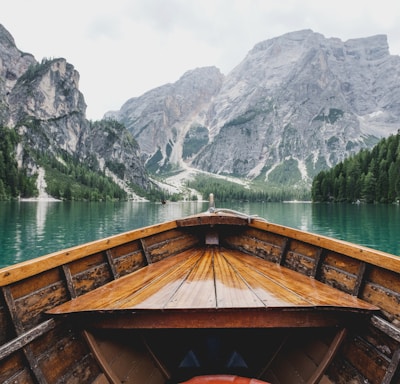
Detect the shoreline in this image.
<box><xmin>18</xmin><ymin>197</ymin><xmax>62</xmax><ymax>202</ymax></box>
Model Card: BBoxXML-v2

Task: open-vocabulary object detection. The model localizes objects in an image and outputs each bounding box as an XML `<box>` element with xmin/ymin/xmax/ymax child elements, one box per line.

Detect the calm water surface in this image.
<box><xmin>0</xmin><ymin>200</ymin><xmax>399</xmax><ymax>268</ymax></box>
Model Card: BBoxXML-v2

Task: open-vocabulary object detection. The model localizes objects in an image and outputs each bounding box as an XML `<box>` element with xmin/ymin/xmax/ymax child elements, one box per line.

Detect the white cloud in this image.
<box><xmin>2</xmin><ymin>0</ymin><xmax>400</xmax><ymax>119</ymax></box>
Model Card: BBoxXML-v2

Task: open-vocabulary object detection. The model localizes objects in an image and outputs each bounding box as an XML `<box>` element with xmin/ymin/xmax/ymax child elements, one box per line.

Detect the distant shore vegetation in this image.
<box><xmin>2</xmin><ymin>125</ymin><xmax>400</xmax><ymax>204</ymax></box>
<box><xmin>186</xmin><ymin>174</ymin><xmax>311</xmax><ymax>202</ymax></box>
<box><xmin>312</xmin><ymin>131</ymin><xmax>400</xmax><ymax>203</ymax></box>
<box><xmin>0</xmin><ymin>126</ymin><xmax>37</xmax><ymax>200</ymax></box>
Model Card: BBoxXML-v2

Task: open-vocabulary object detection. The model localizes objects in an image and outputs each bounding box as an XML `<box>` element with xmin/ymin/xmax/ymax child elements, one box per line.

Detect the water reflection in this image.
<box><xmin>0</xmin><ymin>200</ymin><xmax>399</xmax><ymax>268</ymax></box>
<box><xmin>310</xmin><ymin>203</ymin><xmax>400</xmax><ymax>255</ymax></box>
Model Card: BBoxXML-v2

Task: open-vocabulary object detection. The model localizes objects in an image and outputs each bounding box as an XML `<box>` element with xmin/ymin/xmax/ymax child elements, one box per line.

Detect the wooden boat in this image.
<box><xmin>1</xmin><ymin>197</ymin><xmax>400</xmax><ymax>384</ymax></box>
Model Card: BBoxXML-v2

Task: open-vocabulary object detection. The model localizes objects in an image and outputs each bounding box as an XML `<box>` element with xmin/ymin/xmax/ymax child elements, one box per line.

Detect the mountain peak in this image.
<box><xmin>0</xmin><ymin>24</ymin><xmax>17</xmax><ymax>49</ymax></box>
<box><xmin>112</xmin><ymin>30</ymin><xmax>400</xmax><ymax>187</ymax></box>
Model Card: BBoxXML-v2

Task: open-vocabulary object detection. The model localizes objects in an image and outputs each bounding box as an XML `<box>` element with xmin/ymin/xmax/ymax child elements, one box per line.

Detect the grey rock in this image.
<box><xmin>0</xmin><ymin>24</ymin><xmax>150</xmax><ymax>196</ymax></box>
<box><xmin>109</xmin><ymin>30</ymin><xmax>400</xmax><ymax>186</ymax></box>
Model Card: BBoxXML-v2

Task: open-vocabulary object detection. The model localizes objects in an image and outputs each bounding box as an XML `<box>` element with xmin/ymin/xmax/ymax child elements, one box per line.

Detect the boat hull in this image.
<box><xmin>1</xmin><ymin>211</ymin><xmax>400</xmax><ymax>383</ymax></box>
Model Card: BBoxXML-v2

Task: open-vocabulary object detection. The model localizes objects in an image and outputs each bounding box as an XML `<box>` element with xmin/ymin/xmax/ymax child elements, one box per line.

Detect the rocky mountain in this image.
<box><xmin>0</xmin><ymin>24</ymin><xmax>151</xmax><ymax>199</ymax></box>
<box><xmin>108</xmin><ymin>30</ymin><xmax>400</xmax><ymax>187</ymax></box>
<box><xmin>106</xmin><ymin>67</ymin><xmax>225</xmax><ymax>172</ymax></box>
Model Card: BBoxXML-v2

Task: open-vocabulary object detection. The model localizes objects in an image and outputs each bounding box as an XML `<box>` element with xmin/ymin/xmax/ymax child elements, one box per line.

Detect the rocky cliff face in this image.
<box><xmin>106</xmin><ymin>66</ymin><xmax>224</xmax><ymax>172</ymax></box>
<box><xmin>0</xmin><ymin>24</ymin><xmax>150</xmax><ymax>196</ymax></box>
<box><xmin>109</xmin><ymin>30</ymin><xmax>400</xmax><ymax>186</ymax></box>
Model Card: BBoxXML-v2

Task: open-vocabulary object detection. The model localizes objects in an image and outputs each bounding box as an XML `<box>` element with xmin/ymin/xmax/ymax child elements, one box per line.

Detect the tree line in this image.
<box><xmin>0</xmin><ymin>124</ymin><xmax>128</xmax><ymax>201</ymax></box>
<box><xmin>312</xmin><ymin>131</ymin><xmax>400</xmax><ymax>203</ymax></box>
<box><xmin>3</xmin><ymin>122</ymin><xmax>400</xmax><ymax>203</ymax></box>
<box><xmin>37</xmin><ymin>151</ymin><xmax>127</xmax><ymax>201</ymax></box>
<box><xmin>0</xmin><ymin>126</ymin><xmax>37</xmax><ymax>200</ymax></box>
<box><xmin>186</xmin><ymin>174</ymin><xmax>311</xmax><ymax>202</ymax></box>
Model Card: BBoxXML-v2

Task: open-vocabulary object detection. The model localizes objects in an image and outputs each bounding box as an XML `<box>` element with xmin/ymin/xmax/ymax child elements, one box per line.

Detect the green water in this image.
<box><xmin>1</xmin><ymin>200</ymin><xmax>399</xmax><ymax>268</ymax></box>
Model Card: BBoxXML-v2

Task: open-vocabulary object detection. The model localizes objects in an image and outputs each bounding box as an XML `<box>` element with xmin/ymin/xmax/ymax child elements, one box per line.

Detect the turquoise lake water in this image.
<box><xmin>0</xmin><ymin>200</ymin><xmax>399</xmax><ymax>268</ymax></box>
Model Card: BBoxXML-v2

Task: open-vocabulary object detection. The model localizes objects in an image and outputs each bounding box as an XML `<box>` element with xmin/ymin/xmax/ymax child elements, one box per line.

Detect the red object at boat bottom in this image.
<box><xmin>180</xmin><ymin>375</ymin><xmax>270</xmax><ymax>384</ymax></box>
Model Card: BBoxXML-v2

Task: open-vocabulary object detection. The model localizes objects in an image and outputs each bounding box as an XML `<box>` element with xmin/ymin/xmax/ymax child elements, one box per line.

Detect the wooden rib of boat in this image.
<box><xmin>1</xmin><ymin>201</ymin><xmax>400</xmax><ymax>383</ymax></box>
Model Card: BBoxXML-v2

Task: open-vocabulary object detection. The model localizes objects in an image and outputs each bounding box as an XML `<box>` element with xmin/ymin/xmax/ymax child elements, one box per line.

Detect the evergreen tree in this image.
<box><xmin>0</xmin><ymin>126</ymin><xmax>37</xmax><ymax>200</ymax></box>
<box><xmin>312</xmin><ymin>131</ymin><xmax>400</xmax><ymax>203</ymax></box>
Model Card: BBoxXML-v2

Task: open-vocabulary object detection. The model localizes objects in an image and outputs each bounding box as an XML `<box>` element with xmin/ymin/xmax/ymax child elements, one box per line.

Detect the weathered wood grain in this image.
<box><xmin>48</xmin><ymin>246</ymin><xmax>377</xmax><ymax>332</ymax></box>
<box><xmin>1</xmin><ymin>211</ymin><xmax>400</xmax><ymax>384</ymax></box>
<box><xmin>0</xmin><ymin>220</ymin><xmax>178</xmax><ymax>286</ymax></box>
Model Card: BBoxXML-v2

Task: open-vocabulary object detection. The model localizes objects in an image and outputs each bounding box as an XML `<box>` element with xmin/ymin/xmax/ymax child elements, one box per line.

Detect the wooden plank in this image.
<box><xmin>62</xmin><ymin>265</ymin><xmax>77</xmax><ymax>299</ymax></box>
<box><xmin>0</xmin><ymin>319</ymin><xmax>56</xmax><ymax>361</ymax></box>
<box><xmin>221</xmin><ymin>250</ymin><xmax>312</xmax><ymax>307</ymax></box>
<box><xmin>165</xmin><ymin>248</ymin><xmax>216</xmax><ymax>309</ymax></box>
<box><xmin>105</xmin><ymin>250</ymin><xmax>119</xmax><ymax>279</ymax></box>
<box><xmin>141</xmin><ymin>334</ymin><xmax>171</xmax><ymax>380</ymax></box>
<box><xmin>118</xmin><ymin>250</ymin><xmax>203</xmax><ymax>309</ymax></box>
<box><xmin>306</xmin><ymin>328</ymin><xmax>347</xmax><ymax>384</ymax></box>
<box><xmin>83</xmin><ymin>330</ymin><xmax>120</xmax><ymax>384</ymax></box>
<box><xmin>48</xmin><ymin>247</ymin><xmax>378</xmax><ymax>321</ymax></box>
<box><xmin>0</xmin><ymin>220</ymin><xmax>178</xmax><ymax>286</ymax></box>
<box><xmin>353</xmin><ymin>262</ymin><xmax>366</xmax><ymax>297</ymax></box>
<box><xmin>147</xmin><ymin>234</ymin><xmax>199</xmax><ymax>263</ymax></box>
<box><xmin>362</xmin><ymin>282</ymin><xmax>400</xmax><ymax>321</ymax></box>
<box><xmin>0</xmin><ymin>352</ymin><xmax>26</xmax><ymax>382</ymax></box>
<box><xmin>176</xmin><ymin>214</ymin><xmax>249</xmax><ymax>227</ymax></box>
<box><xmin>72</xmin><ymin>263</ymin><xmax>113</xmax><ymax>297</ymax></box>
<box><xmin>56</xmin><ymin>353</ymin><xmax>102</xmax><ymax>384</ymax></box>
<box><xmin>319</xmin><ymin>265</ymin><xmax>357</xmax><ymax>295</ymax></box>
<box><xmin>342</xmin><ymin>335</ymin><xmax>389</xmax><ymax>384</ymax></box>
<box><xmin>1</xmin><ymin>287</ymin><xmax>49</xmax><ymax>383</ymax></box>
<box><xmin>249</xmin><ymin>219</ymin><xmax>400</xmax><ymax>274</ymax></box>
<box><xmin>279</xmin><ymin>237</ymin><xmax>290</xmax><ymax>265</ymax></box>
<box><xmin>225</xmin><ymin>251</ymin><xmax>378</xmax><ymax>310</ymax></box>
<box><xmin>2</xmin><ymin>286</ymin><xmax>24</xmax><ymax>334</ymax></box>
<box><xmin>80</xmin><ymin>308</ymin><xmax>360</xmax><ymax>329</ymax></box>
<box><xmin>382</xmin><ymin>348</ymin><xmax>400</xmax><ymax>384</ymax></box>
<box><xmin>108</xmin><ymin>240</ymin><xmax>141</xmax><ymax>259</ymax></box>
<box><xmin>0</xmin><ymin>366</ymin><xmax>35</xmax><ymax>384</ymax></box>
<box><xmin>284</xmin><ymin>249</ymin><xmax>315</xmax><ymax>276</ymax></box>
<box><xmin>114</xmin><ymin>252</ymin><xmax>145</xmax><ymax>277</ymax></box>
<box><xmin>366</xmin><ymin>265</ymin><xmax>400</xmax><ymax>293</ymax></box>
<box><xmin>311</xmin><ymin>248</ymin><xmax>325</xmax><ymax>278</ymax></box>
<box><xmin>68</xmin><ymin>252</ymin><xmax>108</xmax><ymax>275</ymax></box>
<box><xmin>371</xmin><ymin>315</ymin><xmax>400</xmax><ymax>343</ymax></box>
<box><xmin>224</xmin><ymin>232</ymin><xmax>283</xmax><ymax>262</ymax></box>
<box><xmin>144</xmin><ymin>228</ymin><xmax>191</xmax><ymax>248</ymax></box>
<box><xmin>37</xmin><ymin>330</ymin><xmax>92</xmax><ymax>383</ymax></box>
<box><xmin>9</xmin><ymin>268</ymin><xmax>64</xmax><ymax>299</ymax></box>
<box><xmin>23</xmin><ymin>345</ymin><xmax>48</xmax><ymax>384</ymax></box>
<box><xmin>323</xmin><ymin>251</ymin><xmax>362</xmax><ymax>275</ymax></box>
<box><xmin>140</xmin><ymin>239</ymin><xmax>152</xmax><ymax>265</ymax></box>
<box><xmin>214</xmin><ymin>249</ymin><xmax>264</xmax><ymax>308</ymax></box>
<box><xmin>14</xmin><ymin>281</ymin><xmax>68</xmax><ymax>329</ymax></box>
<box><xmin>47</xmin><ymin>249</ymin><xmax>202</xmax><ymax>314</ymax></box>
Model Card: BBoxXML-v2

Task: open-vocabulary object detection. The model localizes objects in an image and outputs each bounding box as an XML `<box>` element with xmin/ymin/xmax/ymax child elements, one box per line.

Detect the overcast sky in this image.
<box><xmin>2</xmin><ymin>0</ymin><xmax>400</xmax><ymax>120</ymax></box>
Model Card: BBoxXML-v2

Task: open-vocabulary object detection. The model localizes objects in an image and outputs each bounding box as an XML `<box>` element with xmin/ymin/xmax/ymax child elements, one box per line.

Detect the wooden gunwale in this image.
<box><xmin>248</xmin><ymin>219</ymin><xmax>400</xmax><ymax>273</ymax></box>
<box><xmin>1</xmin><ymin>210</ymin><xmax>400</xmax><ymax>384</ymax></box>
<box><xmin>0</xmin><ymin>220</ymin><xmax>178</xmax><ymax>287</ymax></box>
<box><xmin>1</xmin><ymin>212</ymin><xmax>399</xmax><ymax>288</ymax></box>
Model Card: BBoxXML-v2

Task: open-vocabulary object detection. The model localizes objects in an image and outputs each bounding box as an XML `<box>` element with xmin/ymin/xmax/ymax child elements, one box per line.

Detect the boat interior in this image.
<box><xmin>47</xmin><ymin>243</ymin><xmax>377</xmax><ymax>384</ymax></box>
<box><xmin>2</xmin><ymin>209</ymin><xmax>400</xmax><ymax>383</ymax></box>
<box><xmin>83</xmin><ymin>326</ymin><xmax>347</xmax><ymax>383</ymax></box>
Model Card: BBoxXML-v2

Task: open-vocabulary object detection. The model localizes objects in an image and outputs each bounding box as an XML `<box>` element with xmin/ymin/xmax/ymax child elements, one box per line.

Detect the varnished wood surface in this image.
<box><xmin>0</xmin><ymin>220</ymin><xmax>179</xmax><ymax>286</ymax></box>
<box><xmin>249</xmin><ymin>219</ymin><xmax>400</xmax><ymax>273</ymax></box>
<box><xmin>48</xmin><ymin>246</ymin><xmax>378</xmax><ymax>316</ymax></box>
<box><xmin>3</xmin><ymin>211</ymin><xmax>400</xmax><ymax>288</ymax></box>
<box><xmin>2</xmin><ymin>210</ymin><xmax>400</xmax><ymax>384</ymax></box>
